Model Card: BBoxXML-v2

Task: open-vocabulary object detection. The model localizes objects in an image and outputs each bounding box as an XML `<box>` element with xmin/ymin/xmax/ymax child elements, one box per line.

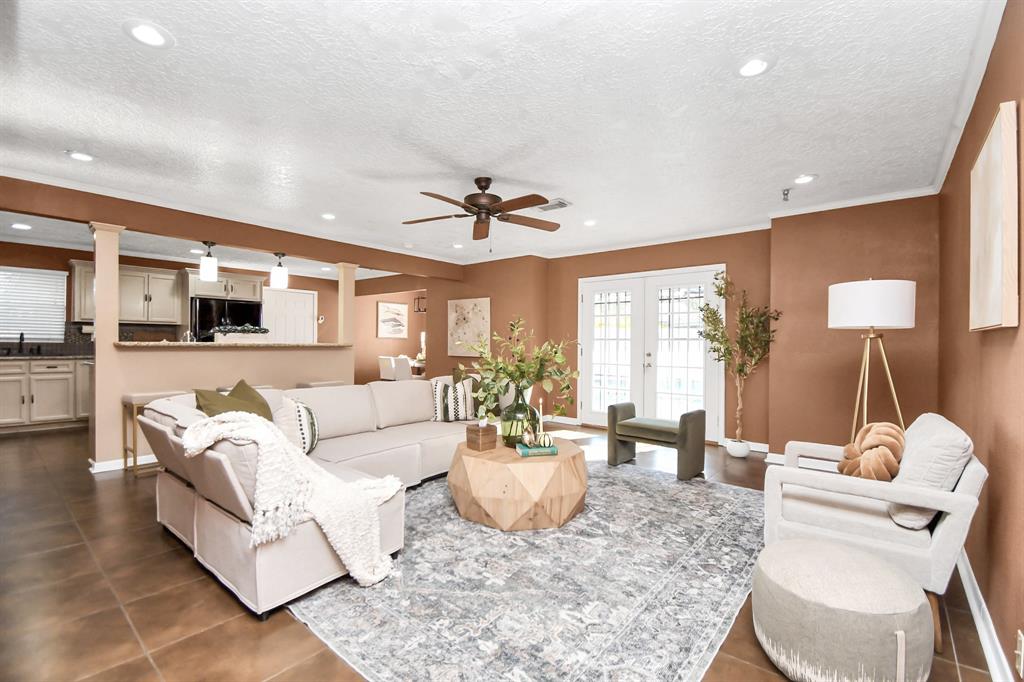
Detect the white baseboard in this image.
<box><xmin>547</xmin><ymin>415</ymin><xmax>582</xmax><ymax>426</ymax></box>
<box><xmin>89</xmin><ymin>455</ymin><xmax>157</xmax><ymax>474</ymax></box>
<box><xmin>764</xmin><ymin>453</ymin><xmax>839</xmax><ymax>473</ymax></box>
<box><xmin>957</xmin><ymin>551</ymin><xmax>1015</xmax><ymax>682</ymax></box>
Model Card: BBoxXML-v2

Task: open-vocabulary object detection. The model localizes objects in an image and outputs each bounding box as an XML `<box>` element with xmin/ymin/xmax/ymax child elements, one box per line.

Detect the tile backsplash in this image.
<box><xmin>0</xmin><ymin>322</ymin><xmax>178</xmax><ymax>356</ymax></box>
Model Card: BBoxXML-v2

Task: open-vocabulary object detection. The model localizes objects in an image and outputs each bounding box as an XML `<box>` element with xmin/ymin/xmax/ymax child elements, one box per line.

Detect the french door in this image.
<box><xmin>578</xmin><ymin>266</ymin><xmax>724</xmax><ymax>442</ymax></box>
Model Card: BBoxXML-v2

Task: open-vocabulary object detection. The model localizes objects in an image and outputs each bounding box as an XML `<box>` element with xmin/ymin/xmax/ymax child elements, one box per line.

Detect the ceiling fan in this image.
<box><xmin>402</xmin><ymin>177</ymin><xmax>560</xmax><ymax>240</ymax></box>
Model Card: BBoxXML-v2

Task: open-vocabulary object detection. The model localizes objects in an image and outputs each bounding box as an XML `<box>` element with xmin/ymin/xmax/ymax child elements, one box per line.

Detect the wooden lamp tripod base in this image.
<box><xmin>849</xmin><ymin>327</ymin><xmax>906</xmax><ymax>442</ymax></box>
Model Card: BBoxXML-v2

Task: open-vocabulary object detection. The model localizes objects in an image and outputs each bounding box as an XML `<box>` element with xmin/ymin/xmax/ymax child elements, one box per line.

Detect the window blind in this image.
<box><xmin>0</xmin><ymin>266</ymin><xmax>68</xmax><ymax>341</ymax></box>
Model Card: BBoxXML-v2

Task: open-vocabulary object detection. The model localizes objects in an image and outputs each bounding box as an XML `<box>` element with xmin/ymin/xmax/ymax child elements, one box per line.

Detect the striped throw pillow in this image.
<box><xmin>431</xmin><ymin>378</ymin><xmax>470</xmax><ymax>422</ymax></box>
<box><xmin>294</xmin><ymin>399</ymin><xmax>319</xmax><ymax>454</ymax></box>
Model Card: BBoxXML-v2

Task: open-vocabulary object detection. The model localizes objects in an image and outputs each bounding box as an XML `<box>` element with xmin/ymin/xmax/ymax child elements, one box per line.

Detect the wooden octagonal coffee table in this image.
<box><xmin>447</xmin><ymin>438</ymin><xmax>588</xmax><ymax>531</ymax></box>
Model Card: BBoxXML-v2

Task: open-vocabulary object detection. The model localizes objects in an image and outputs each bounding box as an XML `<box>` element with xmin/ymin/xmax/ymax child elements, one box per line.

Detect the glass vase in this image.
<box><xmin>500</xmin><ymin>384</ymin><xmax>539</xmax><ymax>447</ymax></box>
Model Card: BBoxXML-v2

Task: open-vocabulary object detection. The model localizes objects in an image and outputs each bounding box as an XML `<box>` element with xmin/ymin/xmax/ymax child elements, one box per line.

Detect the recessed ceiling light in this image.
<box><xmin>403</xmin><ymin>242</ymin><xmax>414</xmax><ymax>249</ymax></box>
<box><xmin>10</xmin><ymin>223</ymin><xmax>32</xmax><ymax>230</ymax></box>
<box><xmin>794</xmin><ymin>173</ymin><xmax>818</xmax><ymax>184</ymax></box>
<box><xmin>123</xmin><ymin>19</ymin><xmax>174</xmax><ymax>48</ymax></box>
<box><xmin>321</xmin><ymin>213</ymin><xmax>336</xmax><ymax>220</ymax></box>
<box><xmin>65</xmin><ymin>150</ymin><xmax>94</xmax><ymax>162</ymax></box>
<box><xmin>452</xmin><ymin>243</ymin><xmax>464</xmax><ymax>249</ymax></box>
<box><xmin>320</xmin><ymin>266</ymin><xmax>332</xmax><ymax>272</ymax></box>
<box><xmin>739</xmin><ymin>57</ymin><xmax>771</xmax><ymax>77</ymax></box>
<box><xmin>189</xmin><ymin>248</ymin><xmax>204</xmax><ymax>254</ymax></box>
<box><xmin>583</xmin><ymin>219</ymin><xmax>597</xmax><ymax>227</ymax></box>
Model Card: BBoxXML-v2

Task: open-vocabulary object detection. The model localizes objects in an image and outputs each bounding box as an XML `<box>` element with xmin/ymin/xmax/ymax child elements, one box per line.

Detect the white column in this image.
<box><xmin>336</xmin><ymin>262</ymin><xmax>358</xmax><ymax>346</ymax></box>
<box><xmin>89</xmin><ymin>222</ymin><xmax>125</xmax><ymax>469</ymax></box>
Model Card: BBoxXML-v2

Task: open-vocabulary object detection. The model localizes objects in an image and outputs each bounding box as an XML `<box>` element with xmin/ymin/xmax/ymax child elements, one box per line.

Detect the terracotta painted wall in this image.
<box><xmin>354</xmin><ymin>289</ymin><xmax>427</xmax><ymax>384</ymax></box>
<box><xmin>546</xmin><ymin>230</ymin><xmax>772</xmax><ymax>439</ymax></box>
<box><xmin>0</xmin><ymin>241</ymin><xmax>338</xmax><ymax>340</ymax></box>
<box><xmin>768</xmin><ymin>197</ymin><xmax>941</xmax><ymax>451</ymax></box>
<box><xmin>355</xmin><ymin>257</ymin><xmax>550</xmax><ymax>404</ymax></box>
<box><xmin>937</xmin><ymin>0</ymin><xmax>1023</xmax><ymax>664</ymax></box>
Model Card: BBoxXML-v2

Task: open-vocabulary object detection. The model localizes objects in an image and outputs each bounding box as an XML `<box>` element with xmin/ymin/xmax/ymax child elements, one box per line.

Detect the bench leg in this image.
<box><xmin>676</xmin><ymin>445</ymin><xmax>704</xmax><ymax>480</ymax></box>
<box><xmin>608</xmin><ymin>437</ymin><xmax>635</xmax><ymax>466</ymax></box>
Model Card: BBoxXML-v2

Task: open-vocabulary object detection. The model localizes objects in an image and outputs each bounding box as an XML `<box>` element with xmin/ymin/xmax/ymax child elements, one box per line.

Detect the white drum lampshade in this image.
<box><xmin>828</xmin><ymin>280</ymin><xmax>916</xmax><ymax>330</ymax></box>
<box><xmin>199</xmin><ymin>241</ymin><xmax>218</xmax><ymax>282</ymax></box>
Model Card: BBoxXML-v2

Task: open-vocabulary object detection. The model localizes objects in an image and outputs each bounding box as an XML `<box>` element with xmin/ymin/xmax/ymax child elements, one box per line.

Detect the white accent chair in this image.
<box><xmin>378</xmin><ymin>356</ymin><xmax>396</xmax><ymax>381</ymax></box>
<box><xmin>393</xmin><ymin>355</ymin><xmax>425</xmax><ymax>381</ymax></box>
<box><xmin>764</xmin><ymin>429</ymin><xmax>987</xmax><ymax>653</ymax></box>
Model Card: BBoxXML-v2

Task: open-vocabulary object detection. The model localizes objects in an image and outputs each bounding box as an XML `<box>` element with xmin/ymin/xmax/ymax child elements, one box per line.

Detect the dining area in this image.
<box><xmin>378</xmin><ymin>355</ymin><xmax>426</xmax><ymax>381</ymax></box>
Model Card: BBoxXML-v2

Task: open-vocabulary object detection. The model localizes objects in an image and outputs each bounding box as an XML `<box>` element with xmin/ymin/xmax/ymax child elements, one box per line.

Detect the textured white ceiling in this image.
<box><xmin>0</xmin><ymin>0</ymin><xmax>1001</xmax><ymax>264</ymax></box>
<box><xmin>0</xmin><ymin>210</ymin><xmax>394</xmax><ymax>280</ymax></box>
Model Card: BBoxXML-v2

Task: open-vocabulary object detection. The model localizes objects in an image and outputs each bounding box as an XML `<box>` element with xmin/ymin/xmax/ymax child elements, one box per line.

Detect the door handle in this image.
<box><xmin>30</xmin><ymin>394</ymin><xmax>34</xmax><ymax>403</ymax></box>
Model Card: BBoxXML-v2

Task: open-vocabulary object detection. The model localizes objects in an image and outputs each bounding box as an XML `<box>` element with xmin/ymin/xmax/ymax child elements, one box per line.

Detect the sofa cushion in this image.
<box><xmin>889</xmin><ymin>414</ymin><xmax>974</xmax><ymax>530</ymax></box>
<box><xmin>368</xmin><ymin>380</ymin><xmax>434</xmax><ymax>427</ymax></box>
<box><xmin>310</xmin><ymin>420</ymin><xmax>468</xmax><ymax>464</ymax></box>
<box><xmin>285</xmin><ymin>385</ymin><xmax>377</xmax><ymax>438</ymax></box>
<box><xmin>783</xmin><ymin>484</ymin><xmax>930</xmax><ymax>549</ymax></box>
<box><xmin>616</xmin><ymin>417</ymin><xmax>678</xmax><ymax>443</ymax></box>
<box><xmin>430</xmin><ymin>377</ymin><xmax>473</xmax><ymax>422</ymax></box>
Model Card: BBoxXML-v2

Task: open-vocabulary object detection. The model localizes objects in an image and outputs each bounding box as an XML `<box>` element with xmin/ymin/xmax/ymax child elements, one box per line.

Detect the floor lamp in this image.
<box><xmin>828</xmin><ymin>280</ymin><xmax>916</xmax><ymax>441</ymax></box>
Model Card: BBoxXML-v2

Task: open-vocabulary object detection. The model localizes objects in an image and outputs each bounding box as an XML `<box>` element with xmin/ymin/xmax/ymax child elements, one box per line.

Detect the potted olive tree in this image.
<box><xmin>463</xmin><ymin>318</ymin><xmax>579</xmax><ymax>447</ymax></box>
<box><xmin>698</xmin><ymin>272</ymin><xmax>782</xmax><ymax>458</ymax></box>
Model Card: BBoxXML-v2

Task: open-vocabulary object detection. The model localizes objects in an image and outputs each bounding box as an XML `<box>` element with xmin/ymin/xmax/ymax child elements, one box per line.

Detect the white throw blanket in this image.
<box><xmin>182</xmin><ymin>411</ymin><xmax>402</xmax><ymax>586</ymax></box>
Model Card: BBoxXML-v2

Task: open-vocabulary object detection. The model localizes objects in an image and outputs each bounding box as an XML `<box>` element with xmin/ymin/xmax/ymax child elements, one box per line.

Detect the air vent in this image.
<box><xmin>539</xmin><ymin>198</ymin><xmax>572</xmax><ymax>211</ymax></box>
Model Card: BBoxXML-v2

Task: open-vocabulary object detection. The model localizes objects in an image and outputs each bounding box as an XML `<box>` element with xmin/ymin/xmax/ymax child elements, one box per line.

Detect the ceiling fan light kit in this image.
<box><xmin>403</xmin><ymin>176</ymin><xmax>560</xmax><ymax>240</ymax></box>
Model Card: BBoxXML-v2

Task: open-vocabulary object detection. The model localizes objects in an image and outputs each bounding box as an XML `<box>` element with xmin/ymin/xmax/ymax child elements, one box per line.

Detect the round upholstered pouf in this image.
<box><xmin>752</xmin><ymin>539</ymin><xmax>933</xmax><ymax>682</ymax></box>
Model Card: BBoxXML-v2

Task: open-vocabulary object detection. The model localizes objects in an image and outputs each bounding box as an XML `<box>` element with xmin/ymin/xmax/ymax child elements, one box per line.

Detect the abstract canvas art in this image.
<box><xmin>377</xmin><ymin>301</ymin><xmax>408</xmax><ymax>338</ymax></box>
<box><xmin>969</xmin><ymin>100</ymin><xmax>1019</xmax><ymax>331</ymax></box>
<box><xmin>448</xmin><ymin>297</ymin><xmax>490</xmax><ymax>356</ymax></box>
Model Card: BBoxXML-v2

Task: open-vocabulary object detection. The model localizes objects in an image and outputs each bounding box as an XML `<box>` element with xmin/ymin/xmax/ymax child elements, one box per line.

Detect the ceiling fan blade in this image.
<box><xmin>473</xmin><ymin>219</ymin><xmax>490</xmax><ymax>241</ymax></box>
<box><xmin>402</xmin><ymin>214</ymin><xmax>470</xmax><ymax>225</ymax></box>
<box><xmin>496</xmin><ymin>213</ymin><xmax>560</xmax><ymax>232</ymax></box>
<box><xmin>491</xmin><ymin>193</ymin><xmax>548</xmax><ymax>213</ymax></box>
<box><xmin>421</xmin><ymin>191</ymin><xmax>475</xmax><ymax>213</ymax></box>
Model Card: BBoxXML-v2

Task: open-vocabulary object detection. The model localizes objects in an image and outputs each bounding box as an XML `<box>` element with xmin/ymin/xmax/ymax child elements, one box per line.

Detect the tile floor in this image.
<box><xmin>0</xmin><ymin>426</ymin><xmax>990</xmax><ymax>681</ymax></box>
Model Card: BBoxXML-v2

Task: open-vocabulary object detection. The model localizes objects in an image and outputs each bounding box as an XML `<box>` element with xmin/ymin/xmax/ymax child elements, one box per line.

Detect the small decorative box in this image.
<box><xmin>466</xmin><ymin>423</ymin><xmax>497</xmax><ymax>451</ymax></box>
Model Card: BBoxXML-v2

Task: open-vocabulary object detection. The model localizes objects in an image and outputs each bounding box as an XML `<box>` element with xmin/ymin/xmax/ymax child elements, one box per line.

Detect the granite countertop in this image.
<box><xmin>114</xmin><ymin>342</ymin><xmax>351</xmax><ymax>349</ymax></box>
<box><xmin>0</xmin><ymin>354</ymin><xmax>95</xmax><ymax>361</ymax></box>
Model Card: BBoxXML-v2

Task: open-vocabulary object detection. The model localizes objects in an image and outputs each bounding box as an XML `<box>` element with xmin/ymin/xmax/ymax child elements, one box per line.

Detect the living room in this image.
<box><xmin>1</xmin><ymin>1</ymin><xmax>1021</xmax><ymax>681</ymax></box>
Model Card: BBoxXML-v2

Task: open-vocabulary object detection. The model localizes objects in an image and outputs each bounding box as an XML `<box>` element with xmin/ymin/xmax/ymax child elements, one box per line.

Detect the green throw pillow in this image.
<box><xmin>194</xmin><ymin>379</ymin><xmax>272</xmax><ymax>421</ymax></box>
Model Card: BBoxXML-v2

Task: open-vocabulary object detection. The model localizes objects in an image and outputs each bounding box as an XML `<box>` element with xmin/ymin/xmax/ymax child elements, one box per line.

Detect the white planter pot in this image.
<box><xmin>724</xmin><ymin>439</ymin><xmax>752</xmax><ymax>458</ymax></box>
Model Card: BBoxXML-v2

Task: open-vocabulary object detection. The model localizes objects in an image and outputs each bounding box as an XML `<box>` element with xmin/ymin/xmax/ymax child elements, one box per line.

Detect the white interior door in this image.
<box><xmin>579</xmin><ymin>279</ymin><xmax>644</xmax><ymax>426</ymax></box>
<box><xmin>262</xmin><ymin>288</ymin><xmax>317</xmax><ymax>344</ymax></box>
<box><xmin>578</xmin><ymin>266</ymin><xmax>723</xmax><ymax>441</ymax></box>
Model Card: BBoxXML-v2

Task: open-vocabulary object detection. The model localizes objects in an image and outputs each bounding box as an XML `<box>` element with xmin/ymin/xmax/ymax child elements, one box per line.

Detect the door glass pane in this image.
<box><xmin>590</xmin><ymin>289</ymin><xmax>632</xmax><ymax>413</ymax></box>
<box><xmin>653</xmin><ymin>285</ymin><xmax>706</xmax><ymax>420</ymax></box>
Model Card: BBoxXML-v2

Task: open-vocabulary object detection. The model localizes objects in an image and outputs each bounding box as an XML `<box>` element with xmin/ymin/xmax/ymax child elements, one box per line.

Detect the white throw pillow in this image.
<box><xmin>431</xmin><ymin>377</ymin><xmax>472</xmax><ymax>422</ymax></box>
<box><xmin>273</xmin><ymin>396</ymin><xmax>318</xmax><ymax>455</ymax></box>
<box><xmin>888</xmin><ymin>413</ymin><xmax>974</xmax><ymax>529</ymax></box>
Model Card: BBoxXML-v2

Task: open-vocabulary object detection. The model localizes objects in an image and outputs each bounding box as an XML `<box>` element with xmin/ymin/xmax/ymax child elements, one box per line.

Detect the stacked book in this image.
<box><xmin>515</xmin><ymin>443</ymin><xmax>558</xmax><ymax>457</ymax></box>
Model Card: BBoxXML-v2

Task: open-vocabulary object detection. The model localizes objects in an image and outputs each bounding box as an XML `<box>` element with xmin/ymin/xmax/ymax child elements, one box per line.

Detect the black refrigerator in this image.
<box><xmin>190</xmin><ymin>297</ymin><xmax>262</xmax><ymax>342</ymax></box>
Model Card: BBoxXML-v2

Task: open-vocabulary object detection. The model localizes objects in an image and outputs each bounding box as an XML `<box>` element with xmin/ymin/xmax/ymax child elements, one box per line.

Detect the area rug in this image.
<box><xmin>289</xmin><ymin>463</ymin><xmax>764</xmax><ymax>681</ymax></box>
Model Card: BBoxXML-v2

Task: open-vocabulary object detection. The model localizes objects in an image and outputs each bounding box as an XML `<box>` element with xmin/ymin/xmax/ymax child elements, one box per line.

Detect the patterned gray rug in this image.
<box><xmin>290</xmin><ymin>463</ymin><xmax>764</xmax><ymax>681</ymax></box>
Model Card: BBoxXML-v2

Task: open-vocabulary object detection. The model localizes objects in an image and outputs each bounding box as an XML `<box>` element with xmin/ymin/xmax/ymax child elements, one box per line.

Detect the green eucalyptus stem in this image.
<box><xmin>460</xmin><ymin>318</ymin><xmax>580</xmax><ymax>420</ymax></box>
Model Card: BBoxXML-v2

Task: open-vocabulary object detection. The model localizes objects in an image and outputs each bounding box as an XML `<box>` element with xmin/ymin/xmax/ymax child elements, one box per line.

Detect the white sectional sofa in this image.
<box><xmin>138</xmin><ymin>379</ymin><xmax>471</xmax><ymax>616</ymax></box>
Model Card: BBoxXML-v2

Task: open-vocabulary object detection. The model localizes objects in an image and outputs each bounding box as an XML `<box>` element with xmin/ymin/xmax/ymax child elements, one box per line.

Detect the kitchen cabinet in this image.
<box><xmin>0</xmin><ymin>375</ymin><xmax>29</xmax><ymax>426</ymax></box>
<box><xmin>0</xmin><ymin>358</ymin><xmax>91</xmax><ymax>430</ymax></box>
<box><xmin>71</xmin><ymin>261</ymin><xmax>182</xmax><ymax>324</ymax></box>
<box><xmin>184</xmin><ymin>270</ymin><xmax>264</xmax><ymax>302</ymax></box>
<box><xmin>75</xmin><ymin>360</ymin><xmax>92</xmax><ymax>418</ymax></box>
<box><xmin>29</xmin><ymin>374</ymin><xmax>75</xmax><ymax>422</ymax></box>
<box><xmin>119</xmin><ymin>271</ymin><xmax>149</xmax><ymax>322</ymax></box>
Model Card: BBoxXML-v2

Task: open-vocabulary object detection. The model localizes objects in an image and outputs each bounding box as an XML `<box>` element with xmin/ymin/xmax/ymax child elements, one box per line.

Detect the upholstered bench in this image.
<box><xmin>752</xmin><ymin>538</ymin><xmax>933</xmax><ymax>682</ymax></box>
<box><xmin>607</xmin><ymin>403</ymin><xmax>705</xmax><ymax>480</ymax></box>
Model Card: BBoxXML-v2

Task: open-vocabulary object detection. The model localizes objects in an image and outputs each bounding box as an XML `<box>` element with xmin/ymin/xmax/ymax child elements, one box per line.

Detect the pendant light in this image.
<box><xmin>270</xmin><ymin>252</ymin><xmax>289</xmax><ymax>289</ymax></box>
<box><xmin>199</xmin><ymin>241</ymin><xmax>218</xmax><ymax>282</ymax></box>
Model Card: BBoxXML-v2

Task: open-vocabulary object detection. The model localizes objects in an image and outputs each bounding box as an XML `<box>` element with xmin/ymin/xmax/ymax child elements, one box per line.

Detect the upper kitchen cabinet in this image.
<box><xmin>183</xmin><ymin>269</ymin><xmax>263</xmax><ymax>302</ymax></box>
<box><xmin>71</xmin><ymin>261</ymin><xmax>182</xmax><ymax>324</ymax></box>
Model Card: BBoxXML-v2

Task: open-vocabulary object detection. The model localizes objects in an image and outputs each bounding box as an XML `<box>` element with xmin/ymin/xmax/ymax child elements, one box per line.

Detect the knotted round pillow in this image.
<box><xmin>839</xmin><ymin>422</ymin><xmax>905</xmax><ymax>481</ymax></box>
